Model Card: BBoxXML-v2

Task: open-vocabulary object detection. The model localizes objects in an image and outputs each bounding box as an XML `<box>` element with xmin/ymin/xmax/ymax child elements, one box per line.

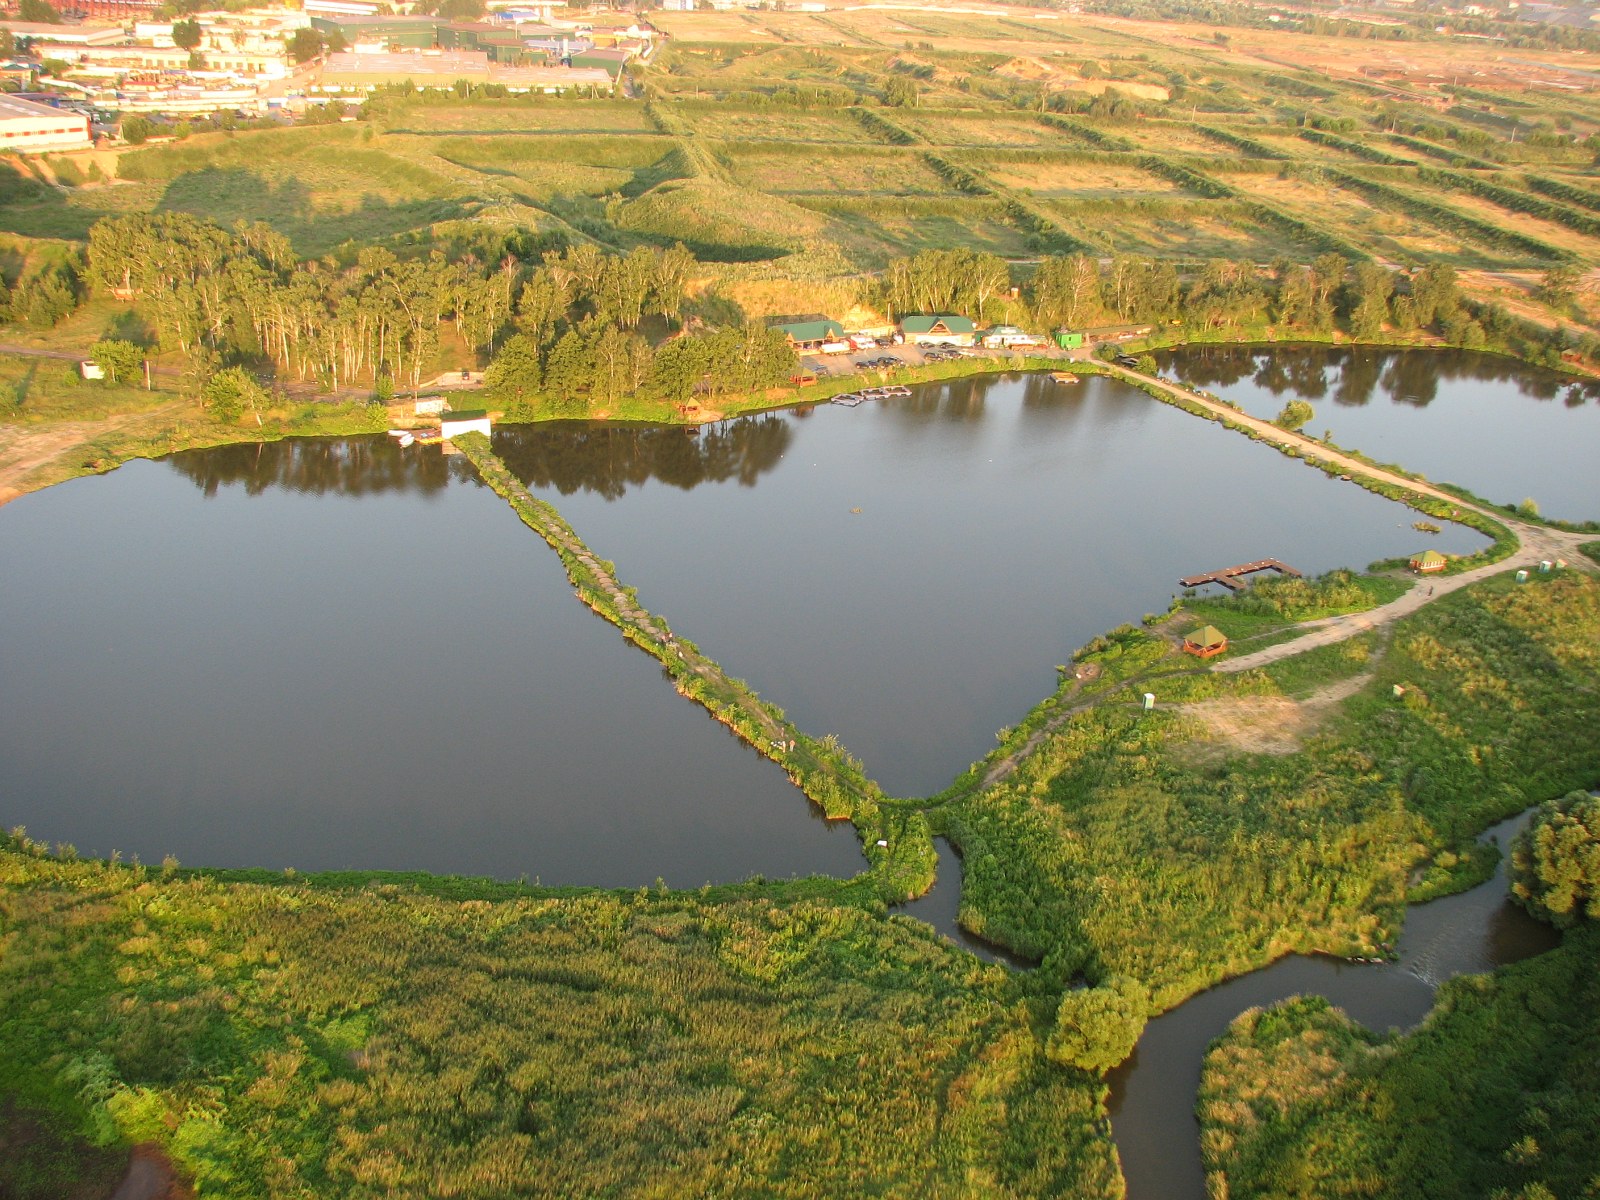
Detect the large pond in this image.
<box><xmin>1107</xmin><ymin>808</ymin><xmax>1563</xmax><ymax>1200</ymax></box>
<box><xmin>1157</xmin><ymin>345</ymin><xmax>1600</xmax><ymax>523</ymax></box>
<box><xmin>0</xmin><ymin>440</ymin><xmax>863</xmax><ymax>887</ymax></box>
<box><xmin>496</xmin><ymin>370</ymin><xmax>1485</xmax><ymax>796</ymax></box>
<box><xmin>0</xmin><ymin>367</ymin><xmax>1498</xmax><ymax>879</ymax></box>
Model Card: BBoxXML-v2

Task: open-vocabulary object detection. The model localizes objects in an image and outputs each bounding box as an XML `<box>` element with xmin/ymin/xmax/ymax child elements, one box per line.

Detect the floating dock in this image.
<box><xmin>1179</xmin><ymin>559</ymin><xmax>1302</xmax><ymax>591</ymax></box>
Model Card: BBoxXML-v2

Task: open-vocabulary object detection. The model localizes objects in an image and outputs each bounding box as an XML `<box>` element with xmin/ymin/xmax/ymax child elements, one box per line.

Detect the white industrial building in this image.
<box><xmin>0</xmin><ymin>22</ymin><xmax>125</xmax><ymax>45</ymax></box>
<box><xmin>0</xmin><ymin>93</ymin><xmax>93</xmax><ymax>152</ymax></box>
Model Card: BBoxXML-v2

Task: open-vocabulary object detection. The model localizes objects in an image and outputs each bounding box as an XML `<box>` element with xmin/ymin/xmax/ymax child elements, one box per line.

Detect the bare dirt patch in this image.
<box><xmin>109</xmin><ymin>1145</ymin><xmax>193</xmax><ymax>1200</ymax></box>
<box><xmin>1181</xmin><ymin>673</ymin><xmax>1372</xmax><ymax>756</ymax></box>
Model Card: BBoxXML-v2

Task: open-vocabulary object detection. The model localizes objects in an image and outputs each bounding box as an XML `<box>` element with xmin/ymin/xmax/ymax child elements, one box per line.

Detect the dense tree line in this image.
<box><xmin>1512</xmin><ymin>791</ymin><xmax>1600</xmax><ymax>928</ymax></box>
<box><xmin>81</xmin><ymin>213</ymin><xmax>795</xmax><ymax>414</ymax></box>
<box><xmin>869</xmin><ymin>247</ymin><xmax>1498</xmax><ymax>350</ymax></box>
<box><xmin>1201</xmin><ymin>928</ymin><xmax>1600</xmax><ymax>1200</ymax></box>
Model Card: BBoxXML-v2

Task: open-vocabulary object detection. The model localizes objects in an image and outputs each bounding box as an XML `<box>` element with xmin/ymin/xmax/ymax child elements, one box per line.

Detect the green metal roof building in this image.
<box><xmin>901</xmin><ymin>315</ymin><xmax>976</xmax><ymax>345</ymax></box>
<box><xmin>774</xmin><ymin>319</ymin><xmax>845</xmax><ymax>346</ymax></box>
<box><xmin>900</xmin><ymin>315</ymin><xmax>975</xmax><ymax>336</ymax></box>
<box><xmin>569</xmin><ymin>48</ymin><xmax>631</xmax><ymax>78</ymax></box>
<box><xmin>311</xmin><ymin>15</ymin><xmax>440</xmax><ymax>48</ymax></box>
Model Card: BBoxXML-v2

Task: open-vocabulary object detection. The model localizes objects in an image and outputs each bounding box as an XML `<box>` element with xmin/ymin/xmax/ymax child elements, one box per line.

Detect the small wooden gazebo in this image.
<box><xmin>1408</xmin><ymin>549</ymin><xmax>1447</xmax><ymax>574</ymax></box>
<box><xmin>1183</xmin><ymin>625</ymin><xmax>1229</xmax><ymax>659</ymax></box>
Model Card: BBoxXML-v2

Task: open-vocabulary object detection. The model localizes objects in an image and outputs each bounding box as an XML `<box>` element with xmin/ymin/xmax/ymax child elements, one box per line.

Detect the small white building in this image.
<box><xmin>981</xmin><ymin>325</ymin><xmax>1042</xmax><ymax>349</ymax></box>
<box><xmin>0</xmin><ymin>93</ymin><xmax>92</xmax><ymax>152</ymax></box>
<box><xmin>440</xmin><ymin>409</ymin><xmax>492</xmax><ymax>439</ymax></box>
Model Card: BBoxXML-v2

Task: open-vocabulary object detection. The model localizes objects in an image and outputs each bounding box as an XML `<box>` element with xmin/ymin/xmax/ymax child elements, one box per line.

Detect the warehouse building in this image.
<box><xmin>0</xmin><ymin>92</ymin><xmax>92</xmax><ymax>151</ymax></box>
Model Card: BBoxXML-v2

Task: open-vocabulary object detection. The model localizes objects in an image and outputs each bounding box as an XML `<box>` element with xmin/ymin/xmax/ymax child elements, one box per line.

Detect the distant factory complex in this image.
<box><xmin>0</xmin><ymin>2</ymin><xmax>655</xmax><ymax>146</ymax></box>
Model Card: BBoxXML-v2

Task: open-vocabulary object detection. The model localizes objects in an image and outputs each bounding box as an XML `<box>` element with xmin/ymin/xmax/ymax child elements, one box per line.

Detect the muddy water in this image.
<box><xmin>1106</xmin><ymin>808</ymin><xmax>1561</xmax><ymax>1200</ymax></box>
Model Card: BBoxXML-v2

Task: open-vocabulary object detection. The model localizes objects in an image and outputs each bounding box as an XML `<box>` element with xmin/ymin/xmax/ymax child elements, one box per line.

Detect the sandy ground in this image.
<box><xmin>0</xmin><ymin>404</ymin><xmax>188</xmax><ymax>505</ymax></box>
<box><xmin>1180</xmin><ymin>672</ymin><xmax>1373</xmax><ymax>755</ymax></box>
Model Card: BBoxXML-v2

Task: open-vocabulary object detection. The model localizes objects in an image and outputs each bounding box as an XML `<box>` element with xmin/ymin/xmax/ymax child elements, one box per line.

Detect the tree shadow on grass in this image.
<box><xmin>154</xmin><ymin>167</ymin><xmax>471</xmax><ymax>258</ymax></box>
<box><xmin>103</xmin><ymin>309</ymin><xmax>158</xmax><ymax>348</ymax></box>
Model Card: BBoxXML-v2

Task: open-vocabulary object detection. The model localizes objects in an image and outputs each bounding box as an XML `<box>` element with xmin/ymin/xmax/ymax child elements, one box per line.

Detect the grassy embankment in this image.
<box><xmin>0</xmin><ymin>832</ymin><xmax>1122</xmax><ymax>1200</ymax></box>
<box><xmin>1200</xmin><ymin>925</ymin><xmax>1600</xmax><ymax>1200</ymax></box>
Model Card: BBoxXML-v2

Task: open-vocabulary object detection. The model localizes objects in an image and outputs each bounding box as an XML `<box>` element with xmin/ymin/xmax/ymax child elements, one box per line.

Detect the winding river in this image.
<box><xmin>1107</xmin><ymin>808</ymin><xmax>1562</xmax><ymax>1200</ymax></box>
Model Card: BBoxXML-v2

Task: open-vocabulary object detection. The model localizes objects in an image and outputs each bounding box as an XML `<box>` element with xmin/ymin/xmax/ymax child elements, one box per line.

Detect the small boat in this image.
<box><xmin>396</xmin><ymin>432</ymin><xmax>415</xmax><ymax>448</ymax></box>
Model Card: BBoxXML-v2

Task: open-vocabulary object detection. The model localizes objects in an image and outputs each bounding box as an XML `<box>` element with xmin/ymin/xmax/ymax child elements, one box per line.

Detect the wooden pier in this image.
<box><xmin>1179</xmin><ymin>559</ymin><xmax>1302</xmax><ymax>591</ymax></box>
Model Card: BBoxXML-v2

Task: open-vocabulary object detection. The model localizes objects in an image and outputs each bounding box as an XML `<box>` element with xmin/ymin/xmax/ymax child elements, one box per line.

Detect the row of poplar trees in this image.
<box><xmin>85</xmin><ymin>213</ymin><xmax>796</xmax><ymax>406</ymax></box>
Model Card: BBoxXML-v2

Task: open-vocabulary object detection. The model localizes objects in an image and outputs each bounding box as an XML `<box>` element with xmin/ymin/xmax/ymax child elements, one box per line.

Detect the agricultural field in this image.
<box><xmin>798</xmin><ymin>196</ymin><xmax>1035</xmax><ymax>266</ymax></box>
<box><xmin>891</xmin><ymin>111</ymin><xmax>1068</xmax><ymax>148</ymax></box>
<box><xmin>378</xmin><ymin>100</ymin><xmax>661</xmax><ymax>135</ymax></box>
<box><xmin>430</xmin><ymin>135</ymin><xmax>673</xmax><ymax>203</ymax></box>
<box><xmin>973</xmin><ymin>156</ymin><xmax>1187</xmax><ymax>199</ymax></box>
<box><xmin>1045</xmin><ymin>198</ymin><xmax>1303</xmax><ymax>261</ymax></box>
<box><xmin>1226</xmin><ymin>173</ymin><xmax>1496</xmax><ymax>267</ymax></box>
<box><xmin>721</xmin><ymin>144</ymin><xmax>956</xmax><ymax>196</ymax></box>
<box><xmin>6</xmin><ymin>1</ymin><xmax>1600</xmax><ymax>288</ymax></box>
<box><xmin>671</xmin><ymin>103</ymin><xmax>884</xmax><ymax>145</ymax></box>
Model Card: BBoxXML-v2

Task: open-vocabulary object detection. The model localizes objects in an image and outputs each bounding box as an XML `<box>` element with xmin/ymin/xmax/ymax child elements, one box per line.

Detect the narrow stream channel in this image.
<box><xmin>1106</xmin><ymin>808</ymin><xmax>1561</xmax><ymax>1200</ymax></box>
<box><xmin>895</xmin><ymin>813</ymin><xmax>1564</xmax><ymax>1199</ymax></box>
<box><xmin>897</xmin><ymin>837</ymin><xmax>1038</xmax><ymax>969</ymax></box>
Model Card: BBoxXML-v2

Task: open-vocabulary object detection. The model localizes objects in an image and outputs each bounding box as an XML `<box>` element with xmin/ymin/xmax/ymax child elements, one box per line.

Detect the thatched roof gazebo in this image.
<box><xmin>1183</xmin><ymin>625</ymin><xmax>1229</xmax><ymax>659</ymax></box>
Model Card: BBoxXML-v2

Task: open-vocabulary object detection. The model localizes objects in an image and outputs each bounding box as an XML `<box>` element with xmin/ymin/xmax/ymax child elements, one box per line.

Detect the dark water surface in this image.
<box><xmin>0</xmin><ymin>440</ymin><xmax>862</xmax><ymax>887</ymax></box>
<box><xmin>1107</xmin><ymin>808</ymin><xmax>1562</xmax><ymax>1200</ymax></box>
<box><xmin>896</xmin><ymin>838</ymin><xmax>1038</xmax><ymax>968</ymax></box>
<box><xmin>1158</xmin><ymin>345</ymin><xmax>1600</xmax><ymax>523</ymax></box>
<box><xmin>0</xmin><ymin>364</ymin><xmax>1515</xmax><ymax>880</ymax></box>
<box><xmin>496</xmin><ymin>371</ymin><xmax>1485</xmax><ymax>797</ymax></box>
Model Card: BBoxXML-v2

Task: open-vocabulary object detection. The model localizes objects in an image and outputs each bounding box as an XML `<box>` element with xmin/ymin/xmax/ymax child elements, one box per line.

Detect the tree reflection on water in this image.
<box><xmin>167</xmin><ymin>436</ymin><xmax>466</xmax><ymax>498</ymax></box>
<box><xmin>164</xmin><ymin>415</ymin><xmax>797</xmax><ymax>502</ymax></box>
<box><xmin>494</xmin><ymin>414</ymin><xmax>794</xmax><ymax>500</ymax></box>
<box><xmin>1164</xmin><ymin>344</ymin><xmax>1595</xmax><ymax>409</ymax></box>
